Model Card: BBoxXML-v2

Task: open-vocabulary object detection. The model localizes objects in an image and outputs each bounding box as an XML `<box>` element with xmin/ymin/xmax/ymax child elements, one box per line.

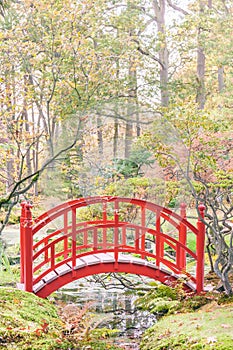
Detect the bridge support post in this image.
<box><xmin>178</xmin><ymin>203</ymin><xmax>187</xmax><ymax>271</ymax></box>
<box><xmin>196</xmin><ymin>204</ymin><xmax>206</xmax><ymax>294</ymax></box>
<box><xmin>20</xmin><ymin>202</ymin><xmax>27</xmax><ymax>283</ymax></box>
<box><xmin>141</xmin><ymin>206</ymin><xmax>146</xmax><ymax>259</ymax></box>
<box><xmin>114</xmin><ymin>200</ymin><xmax>119</xmax><ymax>268</ymax></box>
<box><xmin>24</xmin><ymin>203</ymin><xmax>33</xmax><ymax>292</ymax></box>
<box><xmin>156</xmin><ymin>209</ymin><xmax>163</xmax><ymax>266</ymax></box>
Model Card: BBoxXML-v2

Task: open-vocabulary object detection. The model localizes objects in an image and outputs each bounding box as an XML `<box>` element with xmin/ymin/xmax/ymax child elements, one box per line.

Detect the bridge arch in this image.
<box><xmin>19</xmin><ymin>196</ymin><xmax>206</xmax><ymax>298</ymax></box>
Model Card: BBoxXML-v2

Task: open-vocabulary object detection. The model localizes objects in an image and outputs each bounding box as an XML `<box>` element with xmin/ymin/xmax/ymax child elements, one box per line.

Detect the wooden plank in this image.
<box><xmin>118</xmin><ymin>254</ymin><xmax>132</xmax><ymax>263</ymax></box>
<box><xmin>80</xmin><ymin>255</ymin><xmax>101</xmax><ymax>265</ymax></box>
<box><xmin>131</xmin><ymin>256</ymin><xmax>146</xmax><ymax>265</ymax></box>
<box><xmin>33</xmin><ymin>280</ymin><xmax>45</xmax><ymax>293</ymax></box>
<box><xmin>67</xmin><ymin>258</ymin><xmax>86</xmax><ymax>270</ymax></box>
<box><xmin>42</xmin><ymin>271</ymin><xmax>58</xmax><ymax>284</ymax></box>
<box><xmin>55</xmin><ymin>264</ymin><xmax>72</xmax><ymax>276</ymax></box>
<box><xmin>146</xmin><ymin>261</ymin><xmax>159</xmax><ymax>269</ymax></box>
<box><xmin>93</xmin><ymin>253</ymin><xmax>115</xmax><ymax>263</ymax></box>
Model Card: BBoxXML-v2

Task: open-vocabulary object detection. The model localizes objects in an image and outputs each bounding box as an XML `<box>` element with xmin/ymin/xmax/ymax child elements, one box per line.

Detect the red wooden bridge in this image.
<box><xmin>18</xmin><ymin>196</ymin><xmax>206</xmax><ymax>298</ymax></box>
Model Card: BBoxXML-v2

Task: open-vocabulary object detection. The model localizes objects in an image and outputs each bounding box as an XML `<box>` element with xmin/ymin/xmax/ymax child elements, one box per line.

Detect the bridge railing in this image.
<box><xmin>20</xmin><ymin>197</ymin><xmax>205</xmax><ymax>294</ymax></box>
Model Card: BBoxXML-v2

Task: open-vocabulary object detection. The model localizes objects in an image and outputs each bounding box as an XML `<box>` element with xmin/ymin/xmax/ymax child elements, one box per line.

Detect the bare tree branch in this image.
<box><xmin>166</xmin><ymin>0</ymin><xmax>189</xmax><ymax>15</ymax></box>
<box><xmin>0</xmin><ymin>119</ymin><xmax>83</xmax><ymax>235</ymax></box>
<box><xmin>132</xmin><ymin>39</ymin><xmax>165</xmax><ymax>69</ymax></box>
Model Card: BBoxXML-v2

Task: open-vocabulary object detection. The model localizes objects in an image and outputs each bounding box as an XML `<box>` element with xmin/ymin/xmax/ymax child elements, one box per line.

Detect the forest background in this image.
<box><xmin>0</xmin><ymin>0</ymin><xmax>232</xmax><ymax>293</ymax></box>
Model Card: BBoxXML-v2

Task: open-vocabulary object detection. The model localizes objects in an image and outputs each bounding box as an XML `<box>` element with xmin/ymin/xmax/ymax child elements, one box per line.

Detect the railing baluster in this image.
<box><xmin>135</xmin><ymin>227</ymin><xmax>140</xmax><ymax>252</ymax></box>
<box><xmin>51</xmin><ymin>245</ymin><xmax>55</xmax><ymax>269</ymax></box>
<box><xmin>24</xmin><ymin>203</ymin><xmax>33</xmax><ymax>292</ymax></box>
<box><xmin>141</xmin><ymin>206</ymin><xmax>146</xmax><ymax>259</ymax></box>
<box><xmin>64</xmin><ymin>211</ymin><xmax>68</xmax><ymax>259</ymax></box>
<box><xmin>20</xmin><ymin>202</ymin><xmax>27</xmax><ymax>283</ymax></box>
<box><xmin>178</xmin><ymin>203</ymin><xmax>187</xmax><ymax>271</ymax></box>
<box><xmin>93</xmin><ymin>227</ymin><xmax>98</xmax><ymax>251</ymax></box>
<box><xmin>156</xmin><ymin>208</ymin><xmax>162</xmax><ymax>266</ymax></box>
<box><xmin>196</xmin><ymin>204</ymin><xmax>206</xmax><ymax>294</ymax></box>
<box><xmin>103</xmin><ymin>202</ymin><xmax>107</xmax><ymax>249</ymax></box>
<box><xmin>72</xmin><ymin>208</ymin><xmax>76</xmax><ymax>274</ymax></box>
<box><xmin>114</xmin><ymin>199</ymin><xmax>119</xmax><ymax>267</ymax></box>
<box><xmin>45</xmin><ymin>237</ymin><xmax>48</xmax><ymax>263</ymax></box>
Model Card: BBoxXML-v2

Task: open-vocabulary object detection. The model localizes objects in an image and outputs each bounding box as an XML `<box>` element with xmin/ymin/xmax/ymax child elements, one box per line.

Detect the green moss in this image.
<box><xmin>0</xmin><ymin>287</ymin><xmax>71</xmax><ymax>350</ymax></box>
<box><xmin>135</xmin><ymin>283</ymin><xmax>184</xmax><ymax>316</ymax></box>
<box><xmin>78</xmin><ymin>340</ymin><xmax>123</xmax><ymax>349</ymax></box>
<box><xmin>140</xmin><ymin>303</ymin><xmax>233</xmax><ymax>350</ymax></box>
<box><xmin>141</xmin><ymin>333</ymin><xmax>233</xmax><ymax>350</ymax></box>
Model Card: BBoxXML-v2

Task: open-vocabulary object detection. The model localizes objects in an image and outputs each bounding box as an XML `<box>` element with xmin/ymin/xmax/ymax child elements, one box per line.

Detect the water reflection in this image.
<box><xmin>55</xmin><ymin>277</ymin><xmax>157</xmax><ymax>348</ymax></box>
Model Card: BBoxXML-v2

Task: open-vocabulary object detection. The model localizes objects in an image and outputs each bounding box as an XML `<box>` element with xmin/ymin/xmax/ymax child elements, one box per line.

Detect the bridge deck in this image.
<box><xmin>29</xmin><ymin>253</ymin><xmax>196</xmax><ymax>294</ymax></box>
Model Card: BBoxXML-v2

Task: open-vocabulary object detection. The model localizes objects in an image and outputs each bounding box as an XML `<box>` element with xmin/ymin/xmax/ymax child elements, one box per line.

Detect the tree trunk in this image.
<box><xmin>5</xmin><ymin>79</ymin><xmax>14</xmax><ymax>192</ymax></box>
<box><xmin>32</xmin><ymin>104</ymin><xmax>40</xmax><ymax>196</ymax></box>
<box><xmin>125</xmin><ymin>117</ymin><xmax>133</xmax><ymax>158</ymax></box>
<box><xmin>113</xmin><ymin>45</ymin><xmax>120</xmax><ymax>159</ymax></box>
<box><xmin>125</xmin><ymin>60</ymin><xmax>137</xmax><ymax>158</ymax></box>
<box><xmin>97</xmin><ymin>114</ymin><xmax>103</xmax><ymax>155</ymax></box>
<box><xmin>152</xmin><ymin>0</ymin><xmax>169</xmax><ymax>107</ymax></box>
<box><xmin>113</xmin><ymin>117</ymin><xmax>119</xmax><ymax>159</ymax></box>
<box><xmin>218</xmin><ymin>66</ymin><xmax>225</xmax><ymax>92</ymax></box>
<box><xmin>196</xmin><ymin>0</ymin><xmax>206</xmax><ymax>109</ymax></box>
<box><xmin>23</xmin><ymin>76</ymin><xmax>33</xmax><ymax>179</ymax></box>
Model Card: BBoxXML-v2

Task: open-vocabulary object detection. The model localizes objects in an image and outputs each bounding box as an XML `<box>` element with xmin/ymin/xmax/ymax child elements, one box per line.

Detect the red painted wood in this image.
<box><xmin>20</xmin><ymin>202</ymin><xmax>27</xmax><ymax>283</ymax></box>
<box><xmin>64</xmin><ymin>212</ymin><xmax>68</xmax><ymax>259</ymax></box>
<box><xmin>72</xmin><ymin>208</ymin><xmax>76</xmax><ymax>273</ymax></box>
<box><xmin>178</xmin><ymin>203</ymin><xmax>187</xmax><ymax>270</ymax></box>
<box><xmin>114</xmin><ymin>199</ymin><xmax>119</xmax><ymax>268</ymax></box>
<box><xmin>141</xmin><ymin>206</ymin><xmax>146</xmax><ymax>259</ymax></box>
<box><xmin>35</xmin><ymin>263</ymin><xmax>194</xmax><ymax>299</ymax></box>
<box><xmin>196</xmin><ymin>204</ymin><xmax>206</xmax><ymax>294</ymax></box>
<box><xmin>19</xmin><ymin>196</ymin><xmax>206</xmax><ymax>297</ymax></box>
<box><xmin>156</xmin><ymin>208</ymin><xmax>162</xmax><ymax>266</ymax></box>
<box><xmin>24</xmin><ymin>203</ymin><xmax>33</xmax><ymax>292</ymax></box>
<box><xmin>102</xmin><ymin>202</ymin><xmax>107</xmax><ymax>249</ymax></box>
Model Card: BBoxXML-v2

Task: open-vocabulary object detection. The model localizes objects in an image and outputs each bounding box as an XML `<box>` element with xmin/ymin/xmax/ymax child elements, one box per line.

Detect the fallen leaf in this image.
<box><xmin>221</xmin><ymin>324</ymin><xmax>231</xmax><ymax>328</ymax></box>
<box><xmin>13</xmin><ymin>298</ymin><xmax>20</xmax><ymax>304</ymax></box>
<box><xmin>207</xmin><ymin>336</ymin><xmax>217</xmax><ymax>344</ymax></box>
<box><xmin>41</xmin><ymin>321</ymin><xmax>49</xmax><ymax>333</ymax></box>
<box><xmin>35</xmin><ymin>328</ymin><xmax>42</xmax><ymax>336</ymax></box>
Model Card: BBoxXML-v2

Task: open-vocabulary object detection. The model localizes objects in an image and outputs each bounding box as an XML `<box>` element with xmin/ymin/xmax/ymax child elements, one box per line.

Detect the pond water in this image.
<box><xmin>55</xmin><ymin>277</ymin><xmax>157</xmax><ymax>349</ymax></box>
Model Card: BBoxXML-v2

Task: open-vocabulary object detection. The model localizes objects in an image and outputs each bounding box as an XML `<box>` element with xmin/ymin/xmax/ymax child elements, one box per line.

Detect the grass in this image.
<box><xmin>140</xmin><ymin>301</ymin><xmax>233</xmax><ymax>349</ymax></box>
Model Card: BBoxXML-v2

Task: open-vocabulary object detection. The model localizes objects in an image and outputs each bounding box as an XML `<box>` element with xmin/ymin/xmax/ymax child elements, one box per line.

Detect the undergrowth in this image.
<box><xmin>0</xmin><ymin>287</ymin><xmax>71</xmax><ymax>349</ymax></box>
<box><xmin>135</xmin><ymin>281</ymin><xmax>214</xmax><ymax>316</ymax></box>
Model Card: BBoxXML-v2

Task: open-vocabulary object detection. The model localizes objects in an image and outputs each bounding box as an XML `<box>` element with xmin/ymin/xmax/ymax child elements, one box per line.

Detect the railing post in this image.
<box><xmin>64</xmin><ymin>212</ymin><xmax>68</xmax><ymax>259</ymax></box>
<box><xmin>24</xmin><ymin>203</ymin><xmax>33</xmax><ymax>292</ymax></box>
<box><xmin>20</xmin><ymin>202</ymin><xmax>27</xmax><ymax>283</ymax></box>
<box><xmin>103</xmin><ymin>202</ymin><xmax>107</xmax><ymax>250</ymax></box>
<box><xmin>178</xmin><ymin>203</ymin><xmax>187</xmax><ymax>271</ymax></box>
<box><xmin>141</xmin><ymin>206</ymin><xmax>146</xmax><ymax>259</ymax></box>
<box><xmin>93</xmin><ymin>227</ymin><xmax>98</xmax><ymax>251</ymax></box>
<box><xmin>72</xmin><ymin>208</ymin><xmax>76</xmax><ymax>276</ymax></box>
<box><xmin>156</xmin><ymin>209</ymin><xmax>163</xmax><ymax>266</ymax></box>
<box><xmin>196</xmin><ymin>204</ymin><xmax>206</xmax><ymax>294</ymax></box>
<box><xmin>114</xmin><ymin>199</ymin><xmax>119</xmax><ymax>268</ymax></box>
